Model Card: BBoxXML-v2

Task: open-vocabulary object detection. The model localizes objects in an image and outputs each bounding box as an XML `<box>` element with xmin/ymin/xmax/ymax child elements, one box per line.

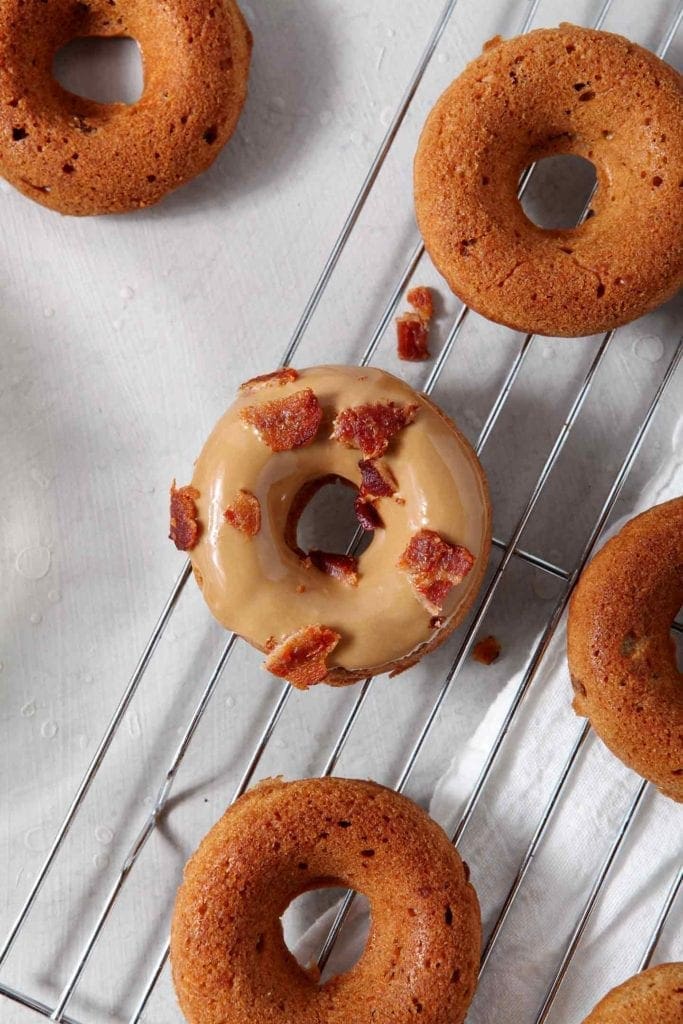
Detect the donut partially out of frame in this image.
<box><xmin>0</xmin><ymin>0</ymin><xmax>252</xmax><ymax>214</ymax></box>
<box><xmin>581</xmin><ymin>963</ymin><xmax>683</xmax><ymax>1024</ymax></box>
<box><xmin>567</xmin><ymin>497</ymin><xmax>683</xmax><ymax>801</ymax></box>
<box><xmin>170</xmin><ymin>777</ymin><xmax>481</xmax><ymax>1024</ymax></box>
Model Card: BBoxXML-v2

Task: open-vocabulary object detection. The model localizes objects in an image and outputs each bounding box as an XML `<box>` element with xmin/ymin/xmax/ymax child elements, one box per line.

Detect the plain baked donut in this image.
<box><xmin>0</xmin><ymin>0</ymin><xmax>251</xmax><ymax>214</ymax></box>
<box><xmin>414</xmin><ymin>25</ymin><xmax>683</xmax><ymax>337</ymax></box>
<box><xmin>567</xmin><ymin>497</ymin><xmax>683</xmax><ymax>801</ymax></box>
<box><xmin>169</xmin><ymin>365</ymin><xmax>492</xmax><ymax>688</ymax></box>
<box><xmin>581</xmin><ymin>963</ymin><xmax>683</xmax><ymax>1024</ymax></box>
<box><xmin>170</xmin><ymin>776</ymin><xmax>481</xmax><ymax>1024</ymax></box>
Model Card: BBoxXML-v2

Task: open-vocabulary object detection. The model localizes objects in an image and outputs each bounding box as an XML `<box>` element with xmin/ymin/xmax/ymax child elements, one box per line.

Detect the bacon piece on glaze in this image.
<box><xmin>398</xmin><ymin>528</ymin><xmax>475</xmax><ymax>614</ymax></box>
<box><xmin>241</xmin><ymin>388</ymin><xmax>322</xmax><ymax>452</ymax></box>
<box><xmin>407</xmin><ymin>285</ymin><xmax>434</xmax><ymax>322</ymax></box>
<box><xmin>309</xmin><ymin>550</ymin><xmax>359</xmax><ymax>586</ymax></box>
<box><xmin>224</xmin><ymin>489</ymin><xmax>261</xmax><ymax>537</ymax></box>
<box><xmin>264</xmin><ymin>625</ymin><xmax>342</xmax><ymax>689</ymax></box>
<box><xmin>169</xmin><ymin>481</ymin><xmax>201</xmax><ymax>551</ymax></box>
<box><xmin>472</xmin><ymin>635</ymin><xmax>501</xmax><ymax>665</ymax></box>
<box><xmin>396</xmin><ymin>313</ymin><xmax>430</xmax><ymax>361</ymax></box>
<box><xmin>354</xmin><ymin>496</ymin><xmax>383</xmax><ymax>531</ymax></box>
<box><xmin>358</xmin><ymin>459</ymin><xmax>397</xmax><ymax>498</ymax></box>
<box><xmin>331</xmin><ymin>401</ymin><xmax>417</xmax><ymax>459</ymax></box>
<box><xmin>239</xmin><ymin>367</ymin><xmax>299</xmax><ymax>392</ymax></box>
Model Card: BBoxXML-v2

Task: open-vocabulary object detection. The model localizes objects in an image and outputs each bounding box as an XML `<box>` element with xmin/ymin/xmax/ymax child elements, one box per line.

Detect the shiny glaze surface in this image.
<box><xmin>190</xmin><ymin>365</ymin><xmax>491</xmax><ymax>673</ymax></box>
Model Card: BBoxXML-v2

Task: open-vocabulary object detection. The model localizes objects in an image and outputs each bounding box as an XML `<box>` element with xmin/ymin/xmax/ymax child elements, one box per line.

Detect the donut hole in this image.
<box><xmin>281</xmin><ymin>886</ymin><xmax>371</xmax><ymax>982</ymax></box>
<box><xmin>294</xmin><ymin>477</ymin><xmax>373</xmax><ymax>559</ymax></box>
<box><xmin>520</xmin><ymin>154</ymin><xmax>597</xmax><ymax>229</ymax></box>
<box><xmin>53</xmin><ymin>37</ymin><xmax>143</xmax><ymax>104</ymax></box>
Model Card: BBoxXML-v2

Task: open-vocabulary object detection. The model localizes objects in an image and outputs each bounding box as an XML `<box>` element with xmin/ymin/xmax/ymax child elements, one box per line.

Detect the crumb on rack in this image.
<box><xmin>397</xmin><ymin>313</ymin><xmax>430</xmax><ymax>361</ymax></box>
<box><xmin>396</xmin><ymin>286</ymin><xmax>434</xmax><ymax>362</ymax></box>
<box><xmin>407</xmin><ymin>285</ymin><xmax>434</xmax><ymax>321</ymax></box>
<box><xmin>472</xmin><ymin>635</ymin><xmax>501</xmax><ymax>665</ymax></box>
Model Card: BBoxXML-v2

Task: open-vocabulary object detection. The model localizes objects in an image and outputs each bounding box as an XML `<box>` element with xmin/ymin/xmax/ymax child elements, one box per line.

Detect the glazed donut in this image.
<box><xmin>170</xmin><ymin>776</ymin><xmax>481</xmax><ymax>1024</ymax></box>
<box><xmin>169</xmin><ymin>365</ymin><xmax>491</xmax><ymax>688</ymax></box>
<box><xmin>414</xmin><ymin>25</ymin><xmax>683</xmax><ymax>337</ymax></box>
<box><xmin>581</xmin><ymin>963</ymin><xmax>683</xmax><ymax>1024</ymax></box>
<box><xmin>567</xmin><ymin>497</ymin><xmax>683</xmax><ymax>801</ymax></box>
<box><xmin>0</xmin><ymin>0</ymin><xmax>251</xmax><ymax>214</ymax></box>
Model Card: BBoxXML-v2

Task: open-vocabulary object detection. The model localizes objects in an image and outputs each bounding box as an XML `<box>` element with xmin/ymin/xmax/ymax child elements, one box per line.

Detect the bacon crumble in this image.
<box><xmin>309</xmin><ymin>550</ymin><xmax>359</xmax><ymax>586</ymax></box>
<box><xmin>331</xmin><ymin>402</ymin><xmax>417</xmax><ymax>459</ymax></box>
<box><xmin>264</xmin><ymin>624</ymin><xmax>341</xmax><ymax>689</ymax></box>
<box><xmin>359</xmin><ymin>458</ymin><xmax>397</xmax><ymax>498</ymax></box>
<box><xmin>407</xmin><ymin>285</ymin><xmax>434</xmax><ymax>321</ymax></box>
<box><xmin>239</xmin><ymin>367</ymin><xmax>299</xmax><ymax>392</ymax></box>
<box><xmin>354</xmin><ymin>496</ymin><xmax>383</xmax><ymax>531</ymax></box>
<box><xmin>398</xmin><ymin>528</ymin><xmax>475</xmax><ymax>614</ymax></box>
<box><xmin>397</xmin><ymin>313</ymin><xmax>430</xmax><ymax>361</ymax></box>
<box><xmin>224</xmin><ymin>489</ymin><xmax>261</xmax><ymax>537</ymax></box>
<box><xmin>241</xmin><ymin>388</ymin><xmax>322</xmax><ymax>452</ymax></box>
<box><xmin>472</xmin><ymin>635</ymin><xmax>501</xmax><ymax>665</ymax></box>
<box><xmin>169</xmin><ymin>481</ymin><xmax>201</xmax><ymax>551</ymax></box>
<box><xmin>397</xmin><ymin>286</ymin><xmax>433</xmax><ymax>361</ymax></box>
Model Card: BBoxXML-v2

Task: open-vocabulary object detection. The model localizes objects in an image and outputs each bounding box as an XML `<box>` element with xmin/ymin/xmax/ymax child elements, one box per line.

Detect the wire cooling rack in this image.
<box><xmin>1</xmin><ymin>0</ymin><xmax>682</xmax><ymax>1021</ymax></box>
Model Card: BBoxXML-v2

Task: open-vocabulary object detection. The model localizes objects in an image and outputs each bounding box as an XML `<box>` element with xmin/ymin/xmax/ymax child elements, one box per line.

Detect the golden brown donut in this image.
<box><xmin>0</xmin><ymin>0</ymin><xmax>251</xmax><ymax>214</ymax></box>
<box><xmin>170</xmin><ymin>777</ymin><xmax>481</xmax><ymax>1024</ymax></box>
<box><xmin>414</xmin><ymin>25</ymin><xmax>683</xmax><ymax>337</ymax></box>
<box><xmin>567</xmin><ymin>497</ymin><xmax>683</xmax><ymax>801</ymax></box>
<box><xmin>169</xmin><ymin>365</ymin><xmax>492</xmax><ymax>689</ymax></box>
<box><xmin>581</xmin><ymin>963</ymin><xmax>683</xmax><ymax>1024</ymax></box>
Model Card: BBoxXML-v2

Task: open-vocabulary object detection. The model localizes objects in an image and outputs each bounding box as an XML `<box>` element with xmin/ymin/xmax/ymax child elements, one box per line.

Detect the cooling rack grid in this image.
<box><xmin>1</xmin><ymin>0</ymin><xmax>681</xmax><ymax>1021</ymax></box>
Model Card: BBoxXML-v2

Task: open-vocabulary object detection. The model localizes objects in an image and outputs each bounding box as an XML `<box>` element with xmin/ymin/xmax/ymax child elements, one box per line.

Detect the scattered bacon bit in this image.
<box><xmin>429</xmin><ymin>615</ymin><xmax>445</xmax><ymax>630</ymax></box>
<box><xmin>224</xmin><ymin>489</ymin><xmax>261</xmax><ymax>537</ymax></box>
<box><xmin>472</xmin><ymin>635</ymin><xmax>501</xmax><ymax>665</ymax></box>
<box><xmin>397</xmin><ymin>314</ymin><xmax>430</xmax><ymax>362</ymax></box>
<box><xmin>354</xmin><ymin>496</ymin><xmax>383</xmax><ymax>531</ymax></box>
<box><xmin>359</xmin><ymin>459</ymin><xmax>397</xmax><ymax>498</ymax></box>
<box><xmin>398</xmin><ymin>529</ymin><xmax>475</xmax><ymax>614</ymax></box>
<box><xmin>241</xmin><ymin>388</ymin><xmax>322</xmax><ymax>452</ymax></box>
<box><xmin>309</xmin><ymin>550</ymin><xmax>358</xmax><ymax>586</ymax></box>
<box><xmin>239</xmin><ymin>367</ymin><xmax>299</xmax><ymax>392</ymax></box>
<box><xmin>296</xmin><ymin>584</ymin><xmax>306</xmax><ymax>594</ymax></box>
<box><xmin>169</xmin><ymin>481</ymin><xmax>201</xmax><ymax>551</ymax></box>
<box><xmin>264</xmin><ymin>624</ymin><xmax>341</xmax><ymax>689</ymax></box>
<box><xmin>331</xmin><ymin>402</ymin><xmax>418</xmax><ymax>459</ymax></box>
<box><xmin>407</xmin><ymin>285</ymin><xmax>434</xmax><ymax>322</ymax></box>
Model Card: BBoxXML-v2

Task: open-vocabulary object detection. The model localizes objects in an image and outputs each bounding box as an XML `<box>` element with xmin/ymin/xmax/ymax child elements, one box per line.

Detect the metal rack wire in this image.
<box><xmin>1</xmin><ymin>0</ymin><xmax>681</xmax><ymax>1020</ymax></box>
